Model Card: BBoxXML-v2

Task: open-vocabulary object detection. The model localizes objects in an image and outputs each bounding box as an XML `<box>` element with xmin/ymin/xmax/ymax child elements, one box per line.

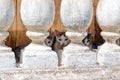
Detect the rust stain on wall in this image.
<box><xmin>4</xmin><ymin>0</ymin><xmax>31</xmax><ymax>49</ymax></box>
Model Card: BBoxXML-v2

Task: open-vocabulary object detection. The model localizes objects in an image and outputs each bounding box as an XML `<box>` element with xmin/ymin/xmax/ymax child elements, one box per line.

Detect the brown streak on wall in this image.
<box><xmin>4</xmin><ymin>0</ymin><xmax>31</xmax><ymax>49</ymax></box>
<box><xmin>87</xmin><ymin>0</ymin><xmax>104</xmax><ymax>43</ymax></box>
<box><xmin>48</xmin><ymin>0</ymin><xmax>67</xmax><ymax>35</ymax></box>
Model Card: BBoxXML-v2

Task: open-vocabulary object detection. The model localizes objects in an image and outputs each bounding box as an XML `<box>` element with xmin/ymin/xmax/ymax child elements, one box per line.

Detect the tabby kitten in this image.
<box><xmin>82</xmin><ymin>33</ymin><xmax>105</xmax><ymax>50</ymax></box>
<box><xmin>82</xmin><ymin>34</ymin><xmax>98</xmax><ymax>50</ymax></box>
<box><xmin>44</xmin><ymin>30</ymin><xmax>71</xmax><ymax>66</ymax></box>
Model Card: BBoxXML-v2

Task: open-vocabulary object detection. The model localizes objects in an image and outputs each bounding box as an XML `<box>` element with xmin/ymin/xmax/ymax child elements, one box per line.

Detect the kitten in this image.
<box><xmin>12</xmin><ymin>46</ymin><xmax>25</xmax><ymax>68</ymax></box>
<box><xmin>53</xmin><ymin>30</ymin><xmax>71</xmax><ymax>66</ymax></box>
<box><xmin>82</xmin><ymin>33</ymin><xmax>104</xmax><ymax>50</ymax></box>
<box><xmin>82</xmin><ymin>34</ymin><xmax>94</xmax><ymax>46</ymax></box>
<box><xmin>44</xmin><ymin>30</ymin><xmax>71</xmax><ymax>66</ymax></box>
<box><xmin>44</xmin><ymin>33</ymin><xmax>55</xmax><ymax>47</ymax></box>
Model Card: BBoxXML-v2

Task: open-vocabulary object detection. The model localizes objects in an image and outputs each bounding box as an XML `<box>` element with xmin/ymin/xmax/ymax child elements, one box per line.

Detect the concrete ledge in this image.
<box><xmin>98</xmin><ymin>42</ymin><xmax>120</xmax><ymax>65</ymax></box>
<box><xmin>0</xmin><ymin>66</ymin><xmax>120</xmax><ymax>80</ymax></box>
<box><xmin>63</xmin><ymin>44</ymin><xmax>97</xmax><ymax>67</ymax></box>
<box><xmin>0</xmin><ymin>44</ymin><xmax>58</xmax><ymax>70</ymax></box>
<box><xmin>0</xmin><ymin>46</ymin><xmax>15</xmax><ymax>70</ymax></box>
<box><xmin>23</xmin><ymin>43</ymin><xmax>58</xmax><ymax>69</ymax></box>
<box><xmin>0</xmin><ymin>42</ymin><xmax>120</xmax><ymax>70</ymax></box>
<box><xmin>0</xmin><ymin>43</ymin><xmax>96</xmax><ymax>70</ymax></box>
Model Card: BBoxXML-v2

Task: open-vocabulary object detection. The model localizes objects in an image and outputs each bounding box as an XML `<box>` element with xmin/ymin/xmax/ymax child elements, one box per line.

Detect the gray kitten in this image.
<box><xmin>44</xmin><ymin>30</ymin><xmax>71</xmax><ymax>66</ymax></box>
<box><xmin>82</xmin><ymin>33</ymin><xmax>105</xmax><ymax>50</ymax></box>
<box><xmin>44</xmin><ymin>33</ymin><xmax>54</xmax><ymax>47</ymax></box>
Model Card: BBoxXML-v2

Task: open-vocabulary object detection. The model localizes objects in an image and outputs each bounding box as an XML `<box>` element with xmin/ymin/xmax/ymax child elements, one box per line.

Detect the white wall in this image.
<box><xmin>0</xmin><ymin>0</ymin><xmax>92</xmax><ymax>31</ymax></box>
<box><xmin>97</xmin><ymin>0</ymin><xmax>120</xmax><ymax>27</ymax></box>
<box><xmin>61</xmin><ymin>0</ymin><xmax>92</xmax><ymax>29</ymax></box>
<box><xmin>21</xmin><ymin>0</ymin><xmax>92</xmax><ymax>30</ymax></box>
<box><xmin>21</xmin><ymin>0</ymin><xmax>54</xmax><ymax>28</ymax></box>
<box><xmin>0</xmin><ymin>0</ymin><xmax>120</xmax><ymax>32</ymax></box>
<box><xmin>0</xmin><ymin>0</ymin><xmax>14</xmax><ymax>31</ymax></box>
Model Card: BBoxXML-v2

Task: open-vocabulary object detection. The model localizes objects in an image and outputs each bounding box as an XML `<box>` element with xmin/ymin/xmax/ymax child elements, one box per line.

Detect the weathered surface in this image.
<box><xmin>0</xmin><ymin>31</ymin><xmax>120</xmax><ymax>79</ymax></box>
<box><xmin>21</xmin><ymin>0</ymin><xmax>54</xmax><ymax>31</ymax></box>
<box><xmin>1</xmin><ymin>0</ymin><xmax>120</xmax><ymax>32</ymax></box>
<box><xmin>61</xmin><ymin>0</ymin><xmax>92</xmax><ymax>30</ymax></box>
<box><xmin>98</xmin><ymin>42</ymin><xmax>120</xmax><ymax>65</ymax></box>
<box><xmin>97</xmin><ymin>0</ymin><xmax>120</xmax><ymax>27</ymax></box>
<box><xmin>63</xmin><ymin>44</ymin><xmax>96</xmax><ymax>67</ymax></box>
<box><xmin>0</xmin><ymin>41</ymin><xmax>120</xmax><ymax>70</ymax></box>
<box><xmin>0</xmin><ymin>0</ymin><xmax>14</xmax><ymax>31</ymax></box>
<box><xmin>0</xmin><ymin>0</ymin><xmax>92</xmax><ymax>32</ymax></box>
<box><xmin>0</xmin><ymin>43</ymin><xmax>96</xmax><ymax>70</ymax></box>
<box><xmin>0</xmin><ymin>66</ymin><xmax>120</xmax><ymax>80</ymax></box>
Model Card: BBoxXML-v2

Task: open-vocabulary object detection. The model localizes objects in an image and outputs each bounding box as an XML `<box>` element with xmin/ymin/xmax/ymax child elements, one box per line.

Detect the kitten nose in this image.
<box><xmin>62</xmin><ymin>44</ymin><xmax>64</xmax><ymax>47</ymax></box>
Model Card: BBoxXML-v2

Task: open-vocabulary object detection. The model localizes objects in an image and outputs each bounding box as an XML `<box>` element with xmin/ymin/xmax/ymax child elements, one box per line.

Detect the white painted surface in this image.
<box><xmin>63</xmin><ymin>43</ymin><xmax>97</xmax><ymax>67</ymax></box>
<box><xmin>0</xmin><ymin>41</ymin><xmax>120</xmax><ymax>70</ymax></box>
<box><xmin>101</xmin><ymin>32</ymin><xmax>120</xmax><ymax>37</ymax></box>
<box><xmin>21</xmin><ymin>0</ymin><xmax>54</xmax><ymax>29</ymax></box>
<box><xmin>0</xmin><ymin>43</ymin><xmax>97</xmax><ymax>70</ymax></box>
<box><xmin>0</xmin><ymin>0</ymin><xmax>14</xmax><ymax>31</ymax></box>
<box><xmin>0</xmin><ymin>66</ymin><xmax>120</xmax><ymax>80</ymax></box>
<box><xmin>0</xmin><ymin>0</ymin><xmax>120</xmax><ymax>32</ymax></box>
<box><xmin>61</xmin><ymin>0</ymin><xmax>92</xmax><ymax>29</ymax></box>
<box><xmin>0</xmin><ymin>0</ymin><xmax>92</xmax><ymax>31</ymax></box>
<box><xmin>98</xmin><ymin>42</ymin><xmax>120</xmax><ymax>65</ymax></box>
<box><xmin>97</xmin><ymin>0</ymin><xmax>120</xmax><ymax>27</ymax></box>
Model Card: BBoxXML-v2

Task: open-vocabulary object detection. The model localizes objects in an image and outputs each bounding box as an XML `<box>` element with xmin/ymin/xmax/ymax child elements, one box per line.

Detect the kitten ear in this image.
<box><xmin>55</xmin><ymin>29</ymin><xmax>59</xmax><ymax>33</ymax></box>
<box><xmin>63</xmin><ymin>32</ymin><xmax>66</xmax><ymax>36</ymax></box>
<box><xmin>55</xmin><ymin>29</ymin><xmax>60</xmax><ymax>36</ymax></box>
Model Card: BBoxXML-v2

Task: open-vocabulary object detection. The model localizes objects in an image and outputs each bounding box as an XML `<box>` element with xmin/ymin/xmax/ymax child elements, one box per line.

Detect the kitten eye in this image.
<box><xmin>65</xmin><ymin>39</ymin><xmax>68</xmax><ymax>41</ymax></box>
<box><xmin>59</xmin><ymin>39</ymin><xmax>62</xmax><ymax>41</ymax></box>
<box><xmin>87</xmin><ymin>39</ymin><xmax>91</xmax><ymax>42</ymax></box>
<box><xmin>48</xmin><ymin>41</ymin><xmax>51</xmax><ymax>43</ymax></box>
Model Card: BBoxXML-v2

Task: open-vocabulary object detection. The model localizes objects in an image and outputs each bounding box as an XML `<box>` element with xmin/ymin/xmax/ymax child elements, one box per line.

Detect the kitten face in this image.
<box><xmin>56</xmin><ymin>32</ymin><xmax>71</xmax><ymax>47</ymax></box>
<box><xmin>82</xmin><ymin>33</ymin><xmax>105</xmax><ymax>50</ymax></box>
<box><xmin>44</xmin><ymin>34</ymin><xmax>54</xmax><ymax>47</ymax></box>
<box><xmin>82</xmin><ymin>33</ymin><xmax>98</xmax><ymax>50</ymax></box>
<box><xmin>44</xmin><ymin>30</ymin><xmax>71</xmax><ymax>48</ymax></box>
<box><xmin>82</xmin><ymin>34</ymin><xmax>94</xmax><ymax>46</ymax></box>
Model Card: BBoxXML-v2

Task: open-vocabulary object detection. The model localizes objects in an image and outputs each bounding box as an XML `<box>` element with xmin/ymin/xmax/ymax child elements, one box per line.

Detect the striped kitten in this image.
<box><xmin>44</xmin><ymin>30</ymin><xmax>71</xmax><ymax>66</ymax></box>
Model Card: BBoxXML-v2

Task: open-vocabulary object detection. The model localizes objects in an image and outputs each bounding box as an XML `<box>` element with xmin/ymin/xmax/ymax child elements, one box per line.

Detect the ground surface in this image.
<box><xmin>0</xmin><ymin>66</ymin><xmax>120</xmax><ymax>80</ymax></box>
<box><xmin>0</xmin><ymin>31</ymin><xmax>120</xmax><ymax>80</ymax></box>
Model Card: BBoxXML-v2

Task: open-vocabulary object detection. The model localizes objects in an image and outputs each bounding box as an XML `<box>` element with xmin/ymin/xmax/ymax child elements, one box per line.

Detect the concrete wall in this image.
<box><xmin>61</xmin><ymin>0</ymin><xmax>92</xmax><ymax>29</ymax></box>
<box><xmin>97</xmin><ymin>0</ymin><xmax>120</xmax><ymax>27</ymax></box>
<box><xmin>0</xmin><ymin>0</ymin><xmax>92</xmax><ymax>32</ymax></box>
<box><xmin>21</xmin><ymin>0</ymin><xmax>54</xmax><ymax>30</ymax></box>
<box><xmin>0</xmin><ymin>0</ymin><xmax>120</xmax><ymax>32</ymax></box>
<box><xmin>0</xmin><ymin>0</ymin><xmax>14</xmax><ymax>31</ymax></box>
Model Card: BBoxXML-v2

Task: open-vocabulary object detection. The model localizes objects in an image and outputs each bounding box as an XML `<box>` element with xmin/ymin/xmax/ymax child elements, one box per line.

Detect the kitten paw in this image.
<box><xmin>16</xmin><ymin>63</ymin><xmax>23</xmax><ymax>68</ymax></box>
<box><xmin>58</xmin><ymin>64</ymin><xmax>64</xmax><ymax>67</ymax></box>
